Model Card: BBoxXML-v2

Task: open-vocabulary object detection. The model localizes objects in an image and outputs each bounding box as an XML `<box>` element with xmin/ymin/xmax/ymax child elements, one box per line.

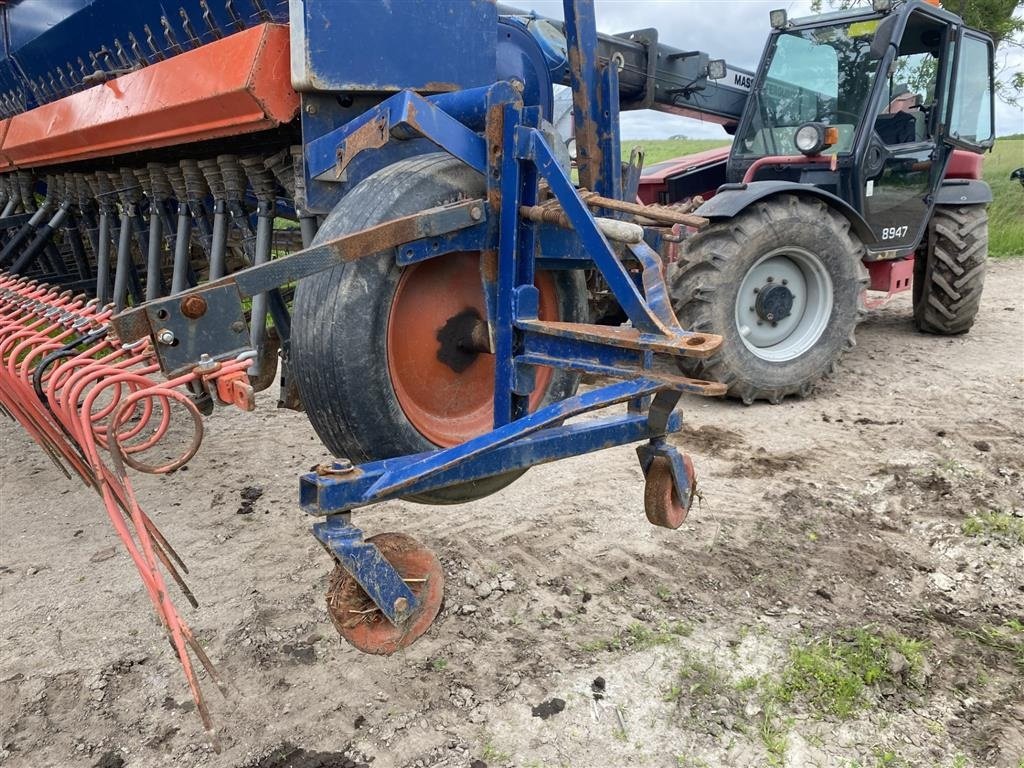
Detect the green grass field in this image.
<box><xmin>623</xmin><ymin>137</ymin><xmax>1023</xmax><ymax>257</ymax></box>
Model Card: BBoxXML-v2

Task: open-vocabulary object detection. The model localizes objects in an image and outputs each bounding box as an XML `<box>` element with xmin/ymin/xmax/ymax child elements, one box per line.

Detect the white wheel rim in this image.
<box><xmin>734</xmin><ymin>247</ymin><xmax>833</xmax><ymax>363</ymax></box>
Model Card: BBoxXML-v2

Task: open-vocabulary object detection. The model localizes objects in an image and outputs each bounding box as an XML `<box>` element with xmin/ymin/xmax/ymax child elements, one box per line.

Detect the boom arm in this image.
<box><xmin>506</xmin><ymin>9</ymin><xmax>752</xmax><ymax>128</ymax></box>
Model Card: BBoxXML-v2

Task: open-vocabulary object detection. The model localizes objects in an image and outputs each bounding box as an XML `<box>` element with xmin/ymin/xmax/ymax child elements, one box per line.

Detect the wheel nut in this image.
<box><xmin>781</xmin><ymin>279</ymin><xmax>788</xmax><ymax>286</ymax></box>
<box><xmin>766</xmin><ymin>276</ymin><xmax>774</xmax><ymax>283</ymax></box>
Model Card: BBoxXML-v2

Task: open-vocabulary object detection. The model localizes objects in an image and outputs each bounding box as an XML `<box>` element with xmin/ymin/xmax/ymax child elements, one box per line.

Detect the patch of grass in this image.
<box><xmin>627</xmin><ymin>137</ymin><xmax>1023</xmax><ymax>257</ymax></box>
<box><xmin>961</xmin><ymin>511</ymin><xmax>1024</xmax><ymax>545</ymax></box>
<box><xmin>959</xmin><ymin>618</ymin><xmax>1024</xmax><ymax>669</ymax></box>
<box><xmin>481</xmin><ymin>740</ymin><xmax>511</xmax><ymax>763</ymax></box>
<box><xmin>759</xmin><ymin>699</ymin><xmax>789</xmax><ymax>766</ymax></box>
<box><xmin>580</xmin><ymin>620</ymin><xmax>692</xmax><ymax>653</ymax></box>
<box><xmin>622</xmin><ymin>138</ymin><xmax>731</xmax><ymax>167</ymax></box>
<box><xmin>664</xmin><ymin>653</ymin><xmax>732</xmax><ymax>704</ymax></box>
<box><xmin>772</xmin><ymin>628</ymin><xmax>927</xmax><ymax>718</ymax></box>
<box><xmin>984</xmin><ymin>139</ymin><xmax>1024</xmax><ymax>257</ymax></box>
<box><xmin>429</xmin><ymin>657</ymin><xmax>448</xmax><ymax>671</ymax></box>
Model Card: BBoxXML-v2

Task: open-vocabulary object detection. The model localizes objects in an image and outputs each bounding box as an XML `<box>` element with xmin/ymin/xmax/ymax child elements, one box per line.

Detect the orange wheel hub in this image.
<box><xmin>387</xmin><ymin>252</ymin><xmax>557</xmax><ymax>447</ymax></box>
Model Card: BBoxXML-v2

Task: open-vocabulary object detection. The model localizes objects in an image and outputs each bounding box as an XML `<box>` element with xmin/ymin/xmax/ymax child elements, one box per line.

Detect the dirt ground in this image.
<box><xmin>1</xmin><ymin>259</ymin><xmax>1022</xmax><ymax>768</ymax></box>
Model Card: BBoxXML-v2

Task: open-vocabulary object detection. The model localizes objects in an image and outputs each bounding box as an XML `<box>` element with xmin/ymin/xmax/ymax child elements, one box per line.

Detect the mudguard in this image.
<box><xmin>935</xmin><ymin>179</ymin><xmax>992</xmax><ymax>206</ymax></box>
<box><xmin>694</xmin><ymin>180</ymin><xmax>876</xmax><ymax>244</ymax></box>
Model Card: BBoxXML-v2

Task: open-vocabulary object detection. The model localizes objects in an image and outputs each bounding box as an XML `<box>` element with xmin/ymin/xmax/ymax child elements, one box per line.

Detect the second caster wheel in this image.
<box><xmin>643</xmin><ymin>455</ymin><xmax>697</xmax><ymax>530</ymax></box>
<box><xmin>326</xmin><ymin>532</ymin><xmax>445</xmax><ymax>655</ymax></box>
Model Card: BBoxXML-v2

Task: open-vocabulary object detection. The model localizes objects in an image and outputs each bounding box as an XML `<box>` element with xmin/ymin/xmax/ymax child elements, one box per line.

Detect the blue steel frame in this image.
<box><xmin>302</xmin><ymin>0</ymin><xmax>723</xmax><ymax>628</ymax></box>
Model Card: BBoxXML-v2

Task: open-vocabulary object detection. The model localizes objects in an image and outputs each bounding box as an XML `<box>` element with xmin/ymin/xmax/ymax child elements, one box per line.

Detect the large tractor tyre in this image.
<box><xmin>291</xmin><ymin>153</ymin><xmax>587</xmax><ymax>504</ymax></box>
<box><xmin>668</xmin><ymin>194</ymin><xmax>867</xmax><ymax>404</ymax></box>
<box><xmin>913</xmin><ymin>204</ymin><xmax>988</xmax><ymax>335</ymax></box>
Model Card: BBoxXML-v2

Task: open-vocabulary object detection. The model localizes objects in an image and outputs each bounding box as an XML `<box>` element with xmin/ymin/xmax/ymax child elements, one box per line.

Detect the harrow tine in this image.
<box><xmin>0</xmin><ymin>270</ymin><xmax>259</xmax><ymax>741</ymax></box>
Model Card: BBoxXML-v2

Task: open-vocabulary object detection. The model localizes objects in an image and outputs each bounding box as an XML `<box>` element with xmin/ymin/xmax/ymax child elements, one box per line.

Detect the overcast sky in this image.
<box><xmin>526</xmin><ymin>0</ymin><xmax>1024</xmax><ymax>139</ymax></box>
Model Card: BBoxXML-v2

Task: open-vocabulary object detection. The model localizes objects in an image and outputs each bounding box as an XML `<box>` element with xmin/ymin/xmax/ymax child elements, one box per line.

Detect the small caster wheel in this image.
<box><xmin>643</xmin><ymin>454</ymin><xmax>696</xmax><ymax>530</ymax></box>
<box><xmin>326</xmin><ymin>532</ymin><xmax>445</xmax><ymax>655</ymax></box>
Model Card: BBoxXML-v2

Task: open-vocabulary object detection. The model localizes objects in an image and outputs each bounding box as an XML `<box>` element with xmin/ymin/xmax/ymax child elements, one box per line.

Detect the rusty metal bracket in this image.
<box><xmin>335</xmin><ymin>113</ymin><xmax>390</xmax><ymax>179</ymax></box>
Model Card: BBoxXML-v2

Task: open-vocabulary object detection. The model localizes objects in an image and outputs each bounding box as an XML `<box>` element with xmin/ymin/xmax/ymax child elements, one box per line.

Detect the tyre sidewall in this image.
<box><xmin>292</xmin><ymin>153</ymin><xmax>585</xmax><ymax>477</ymax></box>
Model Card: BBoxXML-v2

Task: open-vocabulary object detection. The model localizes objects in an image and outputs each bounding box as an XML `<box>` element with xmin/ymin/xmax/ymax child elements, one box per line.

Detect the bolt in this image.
<box><xmin>304</xmin><ymin>102</ymin><xmax>318</xmax><ymax>116</ymax></box>
<box><xmin>469</xmin><ymin>205</ymin><xmax>483</xmax><ymax>221</ymax></box>
<box><xmin>393</xmin><ymin>597</ymin><xmax>409</xmax><ymax>615</ymax></box>
<box><xmin>753</xmin><ymin>287</ymin><xmax>760</xmax><ymax>294</ymax></box>
<box><xmin>748</xmin><ymin>306</ymin><xmax>755</xmax><ymax>312</ymax></box>
<box><xmin>766</xmin><ymin>276</ymin><xmax>774</xmax><ymax>283</ymax></box>
<box><xmin>766</xmin><ymin>313</ymin><xmax>774</xmax><ymax>321</ymax></box>
<box><xmin>156</xmin><ymin>328</ymin><xmax>175</xmax><ymax>345</ymax></box>
<box><xmin>332</xmin><ymin>459</ymin><xmax>353</xmax><ymax>472</ymax></box>
<box><xmin>230</xmin><ymin>320</ymin><xmax>246</xmax><ymax>334</ymax></box>
<box><xmin>180</xmin><ymin>294</ymin><xmax>207</xmax><ymax>319</ymax></box>
<box><xmin>781</xmin><ymin>279</ymin><xmax>788</xmax><ymax>286</ymax></box>
<box><xmin>772</xmin><ymin>321</ymin><xmax>778</xmax><ymax>327</ymax></box>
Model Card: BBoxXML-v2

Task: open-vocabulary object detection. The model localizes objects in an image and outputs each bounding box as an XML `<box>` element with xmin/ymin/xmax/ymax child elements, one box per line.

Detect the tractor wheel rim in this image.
<box><xmin>387</xmin><ymin>252</ymin><xmax>556</xmax><ymax>447</ymax></box>
<box><xmin>734</xmin><ymin>247</ymin><xmax>833</xmax><ymax>363</ymax></box>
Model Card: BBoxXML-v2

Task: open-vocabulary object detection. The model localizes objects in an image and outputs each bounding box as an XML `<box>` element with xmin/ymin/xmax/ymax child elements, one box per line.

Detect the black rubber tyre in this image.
<box><xmin>291</xmin><ymin>153</ymin><xmax>586</xmax><ymax>504</ymax></box>
<box><xmin>913</xmin><ymin>205</ymin><xmax>988</xmax><ymax>335</ymax></box>
<box><xmin>668</xmin><ymin>194</ymin><xmax>867</xmax><ymax>405</ymax></box>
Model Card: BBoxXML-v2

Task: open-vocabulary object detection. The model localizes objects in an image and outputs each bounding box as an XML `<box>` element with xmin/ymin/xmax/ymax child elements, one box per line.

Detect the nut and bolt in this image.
<box><xmin>317</xmin><ymin>458</ymin><xmax>355</xmax><ymax>476</ymax></box>
<box><xmin>469</xmin><ymin>205</ymin><xmax>483</xmax><ymax>221</ymax></box>
<box><xmin>393</xmin><ymin>597</ymin><xmax>409</xmax><ymax>615</ymax></box>
<box><xmin>766</xmin><ymin>276</ymin><xmax>774</xmax><ymax>283</ymax></box>
<box><xmin>781</xmin><ymin>279</ymin><xmax>788</xmax><ymax>286</ymax></box>
<box><xmin>156</xmin><ymin>328</ymin><xmax>175</xmax><ymax>345</ymax></box>
<box><xmin>194</xmin><ymin>353</ymin><xmax>218</xmax><ymax>373</ymax></box>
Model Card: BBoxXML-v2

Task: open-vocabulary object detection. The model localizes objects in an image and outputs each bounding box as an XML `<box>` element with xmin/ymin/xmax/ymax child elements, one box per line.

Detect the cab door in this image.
<box><xmin>860</xmin><ymin>11</ymin><xmax>950</xmax><ymax>252</ymax></box>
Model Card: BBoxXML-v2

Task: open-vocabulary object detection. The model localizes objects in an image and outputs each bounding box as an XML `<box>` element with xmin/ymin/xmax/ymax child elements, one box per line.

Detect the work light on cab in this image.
<box><xmin>794</xmin><ymin>122</ymin><xmax>838</xmax><ymax>156</ymax></box>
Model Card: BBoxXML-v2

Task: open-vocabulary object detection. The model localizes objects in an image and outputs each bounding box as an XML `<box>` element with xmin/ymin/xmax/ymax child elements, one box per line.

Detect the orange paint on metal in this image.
<box><xmin>0</xmin><ymin>24</ymin><xmax>298</xmax><ymax>169</ymax></box>
<box><xmin>0</xmin><ymin>120</ymin><xmax>10</xmax><ymax>170</ymax></box>
<box><xmin>386</xmin><ymin>252</ymin><xmax>558</xmax><ymax>448</ymax></box>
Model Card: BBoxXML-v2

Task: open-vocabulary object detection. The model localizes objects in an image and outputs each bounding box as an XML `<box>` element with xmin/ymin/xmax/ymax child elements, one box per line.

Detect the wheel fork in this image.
<box><xmin>312</xmin><ymin>514</ymin><xmax>418</xmax><ymax>627</ymax></box>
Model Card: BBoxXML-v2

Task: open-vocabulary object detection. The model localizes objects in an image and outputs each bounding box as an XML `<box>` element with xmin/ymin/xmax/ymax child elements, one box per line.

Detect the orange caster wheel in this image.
<box><xmin>643</xmin><ymin>454</ymin><xmax>696</xmax><ymax>529</ymax></box>
<box><xmin>326</xmin><ymin>532</ymin><xmax>445</xmax><ymax>655</ymax></box>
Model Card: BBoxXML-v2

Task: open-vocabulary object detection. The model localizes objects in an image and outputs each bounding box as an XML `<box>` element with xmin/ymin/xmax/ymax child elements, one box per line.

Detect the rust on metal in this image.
<box><xmin>180</xmin><ymin>295</ymin><xmax>208</xmax><ymax>319</ymax></box>
<box><xmin>335</xmin><ymin>114</ymin><xmax>390</xmax><ymax>179</ymax></box>
<box><xmin>518</xmin><ymin>318</ymin><xmax>722</xmax><ymax>359</ymax></box>
<box><xmin>578</xmin><ymin>190</ymin><xmax>709</xmax><ymax>229</ymax></box>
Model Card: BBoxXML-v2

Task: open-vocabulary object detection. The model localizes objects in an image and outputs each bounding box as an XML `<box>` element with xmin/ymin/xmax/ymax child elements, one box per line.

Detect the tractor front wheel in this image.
<box><xmin>668</xmin><ymin>194</ymin><xmax>867</xmax><ymax>404</ymax></box>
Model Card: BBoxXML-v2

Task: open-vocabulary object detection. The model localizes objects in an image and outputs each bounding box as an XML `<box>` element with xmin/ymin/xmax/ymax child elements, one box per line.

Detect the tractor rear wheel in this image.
<box><xmin>291</xmin><ymin>153</ymin><xmax>586</xmax><ymax>503</ymax></box>
<box><xmin>913</xmin><ymin>204</ymin><xmax>988</xmax><ymax>335</ymax></box>
<box><xmin>668</xmin><ymin>194</ymin><xmax>867</xmax><ymax>404</ymax></box>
